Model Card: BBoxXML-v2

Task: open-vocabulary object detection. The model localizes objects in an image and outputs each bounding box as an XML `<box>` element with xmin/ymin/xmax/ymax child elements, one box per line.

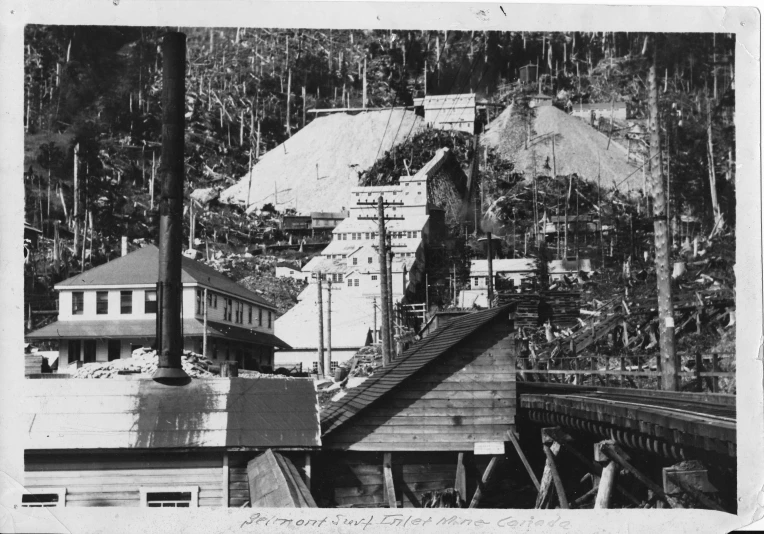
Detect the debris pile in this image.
<box><xmin>72</xmin><ymin>348</ymin><xmax>215</xmax><ymax>379</ymax></box>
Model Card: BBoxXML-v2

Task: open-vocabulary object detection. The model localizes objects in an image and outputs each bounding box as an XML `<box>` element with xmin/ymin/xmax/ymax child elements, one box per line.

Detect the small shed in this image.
<box><xmin>315</xmin><ymin>306</ymin><xmax>518</xmax><ymax>508</ymax></box>
<box><xmin>21</xmin><ymin>378</ymin><xmax>321</xmax><ymax>508</ymax></box>
<box><xmin>421</xmin><ymin>94</ymin><xmax>477</xmax><ymax>134</ymax></box>
<box><xmin>518</xmin><ymin>63</ymin><xmax>538</xmax><ymax>84</ymax></box>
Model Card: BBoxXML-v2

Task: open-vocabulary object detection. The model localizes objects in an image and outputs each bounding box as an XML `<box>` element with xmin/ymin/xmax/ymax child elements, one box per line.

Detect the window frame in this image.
<box><xmin>72</xmin><ymin>291</ymin><xmax>84</xmax><ymax>315</ymax></box>
<box><xmin>20</xmin><ymin>488</ymin><xmax>66</xmax><ymax>508</ymax></box>
<box><xmin>144</xmin><ymin>290</ymin><xmax>157</xmax><ymax>314</ymax></box>
<box><xmin>120</xmin><ymin>290</ymin><xmax>132</xmax><ymax>314</ymax></box>
<box><xmin>139</xmin><ymin>486</ymin><xmax>199</xmax><ymax>508</ymax></box>
<box><xmin>96</xmin><ymin>291</ymin><xmax>109</xmax><ymax>315</ymax></box>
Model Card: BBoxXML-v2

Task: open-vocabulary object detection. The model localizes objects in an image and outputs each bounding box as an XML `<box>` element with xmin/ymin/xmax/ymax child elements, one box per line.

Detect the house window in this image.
<box><xmin>145</xmin><ymin>291</ymin><xmax>157</xmax><ymax>314</ymax></box>
<box><xmin>140</xmin><ymin>487</ymin><xmax>199</xmax><ymax>508</ymax></box>
<box><xmin>474</xmin><ymin>277</ymin><xmax>479</xmax><ymax>287</ymax></box>
<box><xmin>372</xmin><ymin>275</ymin><xmax>378</xmax><ymax>281</ymax></box>
<box><xmin>347</xmin><ymin>279</ymin><xmax>352</xmax><ymax>287</ymax></box>
<box><xmin>212</xmin><ymin>339</ymin><xmax>218</xmax><ymax>359</ymax></box>
<box><xmin>267</xmin><ymin>311</ymin><xmax>272</xmax><ymax>328</ymax></box>
<box><xmin>354</xmin><ymin>279</ymin><xmax>359</xmax><ymax>287</ymax></box>
<box><xmin>196</xmin><ymin>289</ymin><xmax>203</xmax><ymax>314</ymax></box>
<box><xmin>107</xmin><ymin>339</ymin><xmax>121</xmax><ymax>361</ymax></box>
<box><xmin>352</xmin><ymin>257</ymin><xmax>358</xmax><ymax>265</ymax></box>
<box><xmin>213</xmin><ymin>294</ymin><xmax>218</xmax><ymax>308</ymax></box>
<box><xmin>248</xmin><ymin>305</ymin><xmax>253</xmax><ymax>324</ymax></box>
<box><xmin>120</xmin><ymin>291</ymin><xmax>132</xmax><ymax>314</ymax></box>
<box><xmin>21</xmin><ymin>489</ymin><xmax>65</xmax><ymax>508</ymax></box>
<box><xmin>96</xmin><ymin>291</ymin><xmax>108</xmax><ymax>315</ymax></box>
<box><xmin>258</xmin><ymin>308</ymin><xmax>263</xmax><ymax>326</ymax></box>
<box><xmin>371</xmin><ymin>232</ymin><xmax>376</xmax><ymax>240</ymax></box>
<box><xmin>368</xmin><ymin>257</ymin><xmax>373</xmax><ymax>264</ymax></box>
<box><xmin>68</xmin><ymin>340</ymin><xmax>81</xmax><ymax>362</ymax></box>
<box><xmin>72</xmin><ymin>292</ymin><xmax>84</xmax><ymax>315</ymax></box>
<box><xmin>83</xmin><ymin>340</ymin><xmax>96</xmax><ymax>363</ymax></box>
<box><xmin>225</xmin><ymin>299</ymin><xmax>233</xmax><ymax>321</ymax></box>
<box><xmin>337</xmin><ymin>274</ymin><xmax>343</xmax><ymax>283</ymax></box>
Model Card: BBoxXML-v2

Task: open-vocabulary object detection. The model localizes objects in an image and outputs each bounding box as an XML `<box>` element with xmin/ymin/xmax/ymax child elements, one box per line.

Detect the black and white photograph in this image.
<box><xmin>0</xmin><ymin>3</ymin><xmax>761</xmax><ymax>533</ymax></box>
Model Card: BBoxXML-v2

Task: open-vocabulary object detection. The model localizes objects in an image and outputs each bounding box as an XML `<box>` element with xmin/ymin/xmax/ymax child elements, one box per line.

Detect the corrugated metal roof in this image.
<box><xmin>320</xmin><ymin>305</ymin><xmax>512</xmax><ymax>436</ymax></box>
<box><xmin>23</xmin><ymin>378</ymin><xmax>321</xmax><ymax>450</ymax></box>
<box><xmin>56</xmin><ymin>245</ymin><xmax>277</xmax><ymax>310</ymax></box>
<box><xmin>25</xmin><ymin>318</ymin><xmax>291</xmax><ymax>349</ymax></box>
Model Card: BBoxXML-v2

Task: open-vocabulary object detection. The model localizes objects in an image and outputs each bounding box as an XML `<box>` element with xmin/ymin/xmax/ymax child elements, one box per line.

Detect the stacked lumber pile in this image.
<box><xmin>540</xmin><ymin>290</ymin><xmax>581</xmax><ymax>327</ymax></box>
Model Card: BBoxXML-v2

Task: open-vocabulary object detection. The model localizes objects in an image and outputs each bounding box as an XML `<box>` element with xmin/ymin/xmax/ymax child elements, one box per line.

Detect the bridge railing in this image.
<box><xmin>516</xmin><ymin>351</ymin><xmax>735</xmax><ymax>394</ymax></box>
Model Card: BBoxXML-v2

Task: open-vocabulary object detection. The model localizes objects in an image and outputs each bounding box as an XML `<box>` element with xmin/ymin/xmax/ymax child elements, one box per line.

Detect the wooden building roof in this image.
<box><xmin>320</xmin><ymin>305</ymin><xmax>512</xmax><ymax>436</ymax></box>
<box><xmin>55</xmin><ymin>245</ymin><xmax>277</xmax><ymax>310</ymax></box>
<box><xmin>25</xmin><ymin>318</ymin><xmax>291</xmax><ymax>349</ymax></box>
<box><xmin>23</xmin><ymin>378</ymin><xmax>321</xmax><ymax>450</ymax></box>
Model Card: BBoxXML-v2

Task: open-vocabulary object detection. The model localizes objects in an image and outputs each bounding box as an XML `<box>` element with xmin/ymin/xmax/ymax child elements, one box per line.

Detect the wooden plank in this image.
<box><xmin>222</xmin><ymin>452</ymin><xmax>229</xmax><ymax>508</ymax></box>
<box><xmin>383</xmin><ymin>453</ymin><xmax>397</xmax><ymax>508</ymax></box>
<box><xmin>507</xmin><ymin>429</ymin><xmax>540</xmax><ymax>491</ymax></box>
<box><xmin>455</xmin><ymin>453</ymin><xmax>467</xmax><ymax>505</ymax></box>
<box><xmin>543</xmin><ymin>444</ymin><xmax>569</xmax><ymax>508</ymax></box>
<box><xmin>331</xmin><ymin>429</ymin><xmax>512</xmax><ymax>443</ymax></box>
<box><xmin>359</xmin><ymin>415</ymin><xmax>515</xmax><ymax>427</ymax></box>
<box><xmin>328</xmin><ymin>442</ymin><xmax>483</xmax><ymax>452</ymax></box>
<box><xmin>383</xmin><ymin>398</ymin><xmax>514</xmax><ymax>410</ymax></box>
<box><xmin>535</xmin><ymin>442</ymin><xmax>561</xmax><ymax>508</ymax></box>
<box><xmin>366</xmin><ymin>407</ymin><xmax>512</xmax><ymax>418</ymax></box>
<box><xmin>392</xmin><ymin>390</ymin><xmax>513</xmax><ymax>400</ymax></box>
<box><xmin>25</xmin><ymin>452</ymin><xmax>222</xmax><ymax>471</ymax></box>
<box><xmin>25</xmin><ymin>467</ymin><xmax>222</xmax><ymax>478</ymax></box>
<box><xmin>468</xmin><ymin>456</ymin><xmax>500</xmax><ymax>508</ymax></box>
<box><xmin>404</xmin><ymin>381</ymin><xmax>516</xmax><ymax>392</ymax></box>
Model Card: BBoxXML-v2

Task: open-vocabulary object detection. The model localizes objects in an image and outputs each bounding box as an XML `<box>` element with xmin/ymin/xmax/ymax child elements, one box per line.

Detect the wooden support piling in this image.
<box><xmin>469</xmin><ymin>455</ymin><xmax>500</xmax><ymax>508</ymax></box>
<box><xmin>507</xmin><ymin>429</ymin><xmax>540</xmax><ymax>491</ymax></box>
<box><xmin>383</xmin><ymin>453</ymin><xmax>396</xmax><ymax>508</ymax></box>
<box><xmin>455</xmin><ymin>452</ymin><xmax>467</xmax><ymax>505</ymax></box>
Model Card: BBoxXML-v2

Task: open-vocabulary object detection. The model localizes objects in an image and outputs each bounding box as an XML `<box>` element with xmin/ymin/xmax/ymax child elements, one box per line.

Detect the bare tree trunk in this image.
<box><xmin>73</xmin><ymin>143</ymin><xmax>79</xmax><ymax>254</ymax></box>
<box><xmin>647</xmin><ymin>38</ymin><xmax>678</xmax><ymax>391</ymax></box>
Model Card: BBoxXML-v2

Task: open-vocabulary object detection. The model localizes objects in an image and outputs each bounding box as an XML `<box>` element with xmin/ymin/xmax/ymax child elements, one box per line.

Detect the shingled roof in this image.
<box><xmin>320</xmin><ymin>305</ymin><xmax>512</xmax><ymax>436</ymax></box>
<box><xmin>56</xmin><ymin>245</ymin><xmax>277</xmax><ymax>310</ymax></box>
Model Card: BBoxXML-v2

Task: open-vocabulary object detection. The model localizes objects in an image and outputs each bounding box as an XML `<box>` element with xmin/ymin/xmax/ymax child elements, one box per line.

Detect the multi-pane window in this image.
<box><xmin>267</xmin><ymin>311</ymin><xmax>272</xmax><ymax>328</ymax></box>
<box><xmin>72</xmin><ymin>292</ymin><xmax>84</xmax><ymax>315</ymax></box>
<box><xmin>352</xmin><ymin>257</ymin><xmax>358</xmax><ymax>265</ymax></box>
<box><xmin>347</xmin><ymin>279</ymin><xmax>352</xmax><ymax>287</ymax></box>
<box><xmin>248</xmin><ymin>305</ymin><xmax>253</xmax><ymax>324</ymax></box>
<box><xmin>368</xmin><ymin>257</ymin><xmax>373</xmax><ymax>264</ymax></box>
<box><xmin>258</xmin><ymin>308</ymin><xmax>263</xmax><ymax>326</ymax></box>
<box><xmin>21</xmin><ymin>490</ymin><xmax>65</xmax><ymax>508</ymax></box>
<box><xmin>145</xmin><ymin>291</ymin><xmax>157</xmax><ymax>314</ymax></box>
<box><xmin>225</xmin><ymin>299</ymin><xmax>233</xmax><ymax>321</ymax></box>
<box><xmin>120</xmin><ymin>291</ymin><xmax>132</xmax><ymax>314</ymax></box>
<box><xmin>372</xmin><ymin>275</ymin><xmax>378</xmax><ymax>281</ymax></box>
<box><xmin>140</xmin><ymin>487</ymin><xmax>198</xmax><ymax>508</ymax></box>
<box><xmin>196</xmin><ymin>289</ymin><xmax>203</xmax><ymax>314</ymax></box>
<box><xmin>96</xmin><ymin>291</ymin><xmax>108</xmax><ymax>315</ymax></box>
<box><xmin>354</xmin><ymin>279</ymin><xmax>359</xmax><ymax>287</ymax></box>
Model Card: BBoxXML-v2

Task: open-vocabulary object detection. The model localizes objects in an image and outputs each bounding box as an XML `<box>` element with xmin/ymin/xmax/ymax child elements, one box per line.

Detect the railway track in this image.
<box><xmin>517</xmin><ymin>383</ymin><xmax>735</xmax><ymax>462</ymax></box>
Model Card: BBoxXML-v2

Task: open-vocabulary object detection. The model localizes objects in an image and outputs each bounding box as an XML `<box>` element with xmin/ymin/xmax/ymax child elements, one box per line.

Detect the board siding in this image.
<box><xmin>325</xmin><ymin>326</ymin><xmax>516</xmax><ymax>451</ymax></box>
<box><xmin>25</xmin><ymin>451</ymin><xmax>224</xmax><ymax>508</ymax></box>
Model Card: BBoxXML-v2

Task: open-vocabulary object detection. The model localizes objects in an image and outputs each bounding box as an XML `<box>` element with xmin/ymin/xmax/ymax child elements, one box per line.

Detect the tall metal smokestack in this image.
<box><xmin>154</xmin><ymin>32</ymin><xmax>189</xmax><ymax>382</ymax></box>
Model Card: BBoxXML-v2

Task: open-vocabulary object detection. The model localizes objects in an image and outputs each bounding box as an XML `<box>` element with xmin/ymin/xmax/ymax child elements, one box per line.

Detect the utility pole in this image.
<box><xmin>362</xmin><ymin>58</ymin><xmax>368</xmax><ymax>109</ymax></box>
<box><xmin>647</xmin><ymin>36</ymin><xmax>678</xmax><ymax>391</ymax></box>
<box><xmin>386</xmin><ymin>246</ymin><xmax>395</xmax><ymax>358</ymax></box>
<box><xmin>325</xmin><ymin>282</ymin><xmax>332</xmax><ymax>377</ymax></box>
<box><xmin>317</xmin><ymin>272</ymin><xmax>325</xmax><ymax>378</ymax></box>
<box><xmin>486</xmin><ymin>232</ymin><xmax>494</xmax><ymax>308</ymax></box>
<box><xmin>285</xmin><ymin>68</ymin><xmax>292</xmax><ymax>137</ymax></box>
<box><xmin>154</xmin><ymin>31</ymin><xmax>189</xmax><ymax>381</ymax></box>
<box><xmin>203</xmin><ymin>288</ymin><xmax>208</xmax><ymax>358</ymax></box>
<box><xmin>73</xmin><ymin>143</ymin><xmax>79</xmax><ymax>256</ymax></box>
<box><xmin>377</xmin><ymin>197</ymin><xmax>391</xmax><ymax>366</ymax></box>
<box><xmin>373</xmin><ymin>297</ymin><xmax>377</xmax><ymax>344</ymax></box>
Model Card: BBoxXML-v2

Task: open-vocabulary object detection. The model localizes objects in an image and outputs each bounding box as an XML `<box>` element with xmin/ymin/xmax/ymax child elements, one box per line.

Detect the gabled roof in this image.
<box><xmin>23</xmin><ymin>378</ymin><xmax>321</xmax><ymax>450</ymax></box>
<box><xmin>320</xmin><ymin>305</ymin><xmax>511</xmax><ymax>436</ymax></box>
<box><xmin>56</xmin><ymin>245</ymin><xmax>277</xmax><ymax>310</ymax></box>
